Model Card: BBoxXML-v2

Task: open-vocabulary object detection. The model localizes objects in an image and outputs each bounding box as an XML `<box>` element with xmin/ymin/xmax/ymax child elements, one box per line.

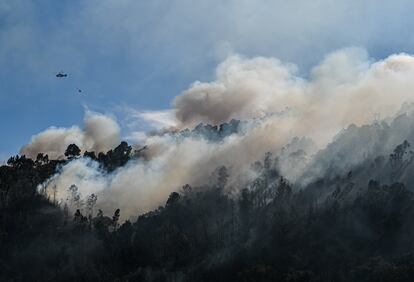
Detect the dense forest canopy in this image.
<box><xmin>3</xmin><ymin>112</ymin><xmax>414</xmax><ymax>281</ymax></box>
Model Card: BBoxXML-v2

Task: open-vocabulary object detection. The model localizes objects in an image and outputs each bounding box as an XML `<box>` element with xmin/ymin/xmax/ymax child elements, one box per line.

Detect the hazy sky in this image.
<box><xmin>2</xmin><ymin>0</ymin><xmax>414</xmax><ymax>159</ymax></box>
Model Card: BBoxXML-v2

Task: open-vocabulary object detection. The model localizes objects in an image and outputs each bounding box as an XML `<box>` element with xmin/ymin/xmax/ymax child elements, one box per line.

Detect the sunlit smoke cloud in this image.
<box><xmin>175</xmin><ymin>48</ymin><xmax>414</xmax><ymax>147</ymax></box>
<box><xmin>20</xmin><ymin>111</ymin><xmax>121</xmax><ymax>159</ymax></box>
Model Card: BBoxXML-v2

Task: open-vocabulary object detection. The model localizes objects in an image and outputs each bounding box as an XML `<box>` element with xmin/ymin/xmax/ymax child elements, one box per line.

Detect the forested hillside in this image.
<box><xmin>3</xmin><ymin>119</ymin><xmax>414</xmax><ymax>282</ymax></box>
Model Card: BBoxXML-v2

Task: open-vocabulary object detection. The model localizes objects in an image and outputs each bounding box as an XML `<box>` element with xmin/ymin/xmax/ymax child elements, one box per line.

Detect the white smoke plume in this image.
<box><xmin>20</xmin><ymin>111</ymin><xmax>121</xmax><ymax>159</ymax></box>
<box><xmin>175</xmin><ymin>48</ymin><xmax>414</xmax><ymax>147</ymax></box>
<box><xmin>35</xmin><ymin>48</ymin><xmax>414</xmax><ymax>219</ymax></box>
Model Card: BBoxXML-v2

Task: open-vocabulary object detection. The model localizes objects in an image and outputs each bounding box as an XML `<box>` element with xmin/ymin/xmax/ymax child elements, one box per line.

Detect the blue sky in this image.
<box><xmin>2</xmin><ymin>0</ymin><xmax>414</xmax><ymax>159</ymax></box>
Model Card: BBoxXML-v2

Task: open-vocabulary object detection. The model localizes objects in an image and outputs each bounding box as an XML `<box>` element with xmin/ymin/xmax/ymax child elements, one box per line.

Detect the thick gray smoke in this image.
<box><xmin>35</xmin><ymin>48</ymin><xmax>414</xmax><ymax>219</ymax></box>
<box><xmin>21</xmin><ymin>111</ymin><xmax>121</xmax><ymax>159</ymax></box>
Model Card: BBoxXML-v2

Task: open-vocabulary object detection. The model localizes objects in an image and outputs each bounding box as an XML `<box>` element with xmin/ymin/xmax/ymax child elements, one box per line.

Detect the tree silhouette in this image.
<box><xmin>65</xmin><ymin>144</ymin><xmax>81</xmax><ymax>159</ymax></box>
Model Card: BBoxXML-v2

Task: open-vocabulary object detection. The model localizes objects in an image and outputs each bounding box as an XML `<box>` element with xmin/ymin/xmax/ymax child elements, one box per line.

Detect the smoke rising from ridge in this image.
<box><xmin>32</xmin><ymin>48</ymin><xmax>414</xmax><ymax>219</ymax></box>
<box><xmin>20</xmin><ymin>111</ymin><xmax>121</xmax><ymax>159</ymax></box>
<box><xmin>174</xmin><ymin>48</ymin><xmax>414</xmax><ymax>146</ymax></box>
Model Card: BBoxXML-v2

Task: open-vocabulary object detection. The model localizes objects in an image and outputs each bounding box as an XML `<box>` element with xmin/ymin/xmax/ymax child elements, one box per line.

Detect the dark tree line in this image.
<box><xmin>2</xmin><ymin>141</ymin><xmax>414</xmax><ymax>281</ymax></box>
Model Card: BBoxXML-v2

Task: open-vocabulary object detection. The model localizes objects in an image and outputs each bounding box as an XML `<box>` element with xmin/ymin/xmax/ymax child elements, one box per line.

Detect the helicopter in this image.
<box><xmin>55</xmin><ymin>71</ymin><xmax>85</xmax><ymax>94</ymax></box>
<box><xmin>56</xmin><ymin>71</ymin><xmax>68</xmax><ymax>78</ymax></box>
